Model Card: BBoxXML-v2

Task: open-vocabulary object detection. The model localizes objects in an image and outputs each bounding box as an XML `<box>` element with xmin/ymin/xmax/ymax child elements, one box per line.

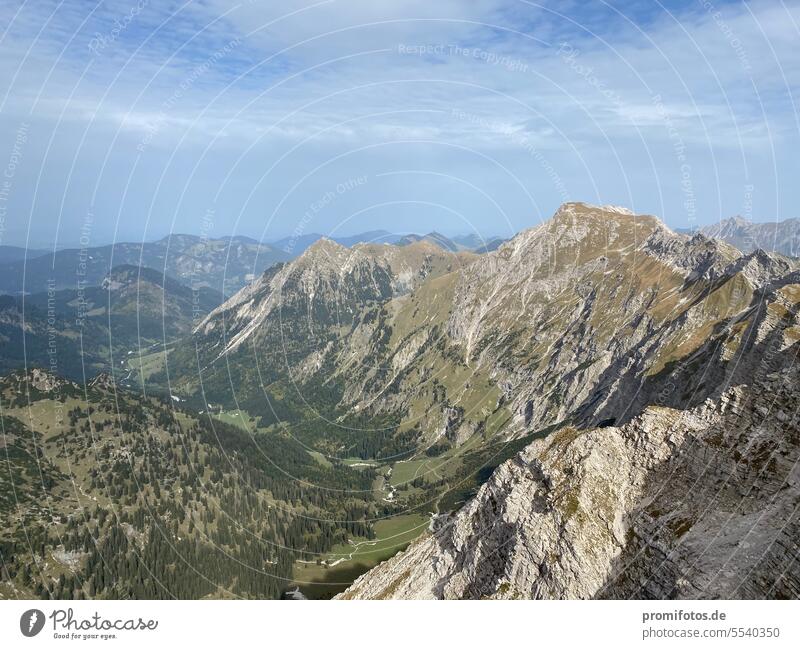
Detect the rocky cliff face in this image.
<box><xmin>339</xmin><ymin>357</ymin><xmax>800</xmax><ymax>599</ymax></box>
<box><xmin>437</xmin><ymin>203</ymin><xmax>794</xmax><ymax>439</ymax></box>
<box><xmin>194</xmin><ymin>237</ymin><xmax>473</xmax><ymax>356</ymax></box>
<box><xmin>337</xmin><ymin>216</ymin><xmax>800</xmax><ymax>599</ymax></box>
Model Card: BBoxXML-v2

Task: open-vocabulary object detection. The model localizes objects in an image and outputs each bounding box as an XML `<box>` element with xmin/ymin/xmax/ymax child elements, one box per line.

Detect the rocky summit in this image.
<box><xmin>325</xmin><ymin>202</ymin><xmax>800</xmax><ymax>600</ymax></box>
<box><xmin>172</xmin><ymin>202</ymin><xmax>797</xmax><ymax>456</ymax></box>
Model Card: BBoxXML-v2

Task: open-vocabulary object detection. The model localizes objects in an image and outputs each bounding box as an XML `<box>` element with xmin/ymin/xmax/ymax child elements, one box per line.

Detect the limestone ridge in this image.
<box><xmin>328</xmin><ymin>203</ymin><xmax>800</xmax><ymax>600</ymax></box>
<box><xmin>442</xmin><ymin>202</ymin><xmax>786</xmax><ymax>436</ymax></box>
<box><xmin>192</xmin><ymin>237</ymin><xmax>473</xmax><ymax>357</ymax></box>
<box><xmin>174</xmin><ymin>201</ymin><xmax>797</xmax><ymax>464</ymax></box>
<box><xmin>0</xmin><ymin>234</ymin><xmax>291</xmax><ymax>296</ymax></box>
<box><xmin>339</xmin><ymin>359</ymin><xmax>800</xmax><ymax>599</ymax></box>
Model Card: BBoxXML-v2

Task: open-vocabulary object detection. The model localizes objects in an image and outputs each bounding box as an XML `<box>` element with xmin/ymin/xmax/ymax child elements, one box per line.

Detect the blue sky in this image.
<box><xmin>0</xmin><ymin>0</ymin><xmax>797</xmax><ymax>247</ymax></box>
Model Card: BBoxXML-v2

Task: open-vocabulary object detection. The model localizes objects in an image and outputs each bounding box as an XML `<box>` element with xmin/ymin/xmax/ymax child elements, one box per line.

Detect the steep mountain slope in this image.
<box><xmin>340</xmin><ymin>329</ymin><xmax>800</xmax><ymax>599</ymax></box>
<box><xmin>700</xmin><ymin>215</ymin><xmax>800</xmax><ymax>257</ymax></box>
<box><xmin>0</xmin><ymin>234</ymin><xmax>290</xmax><ymax>296</ymax></box>
<box><xmin>342</xmin><ymin>203</ymin><xmax>752</xmax><ymax>445</ymax></box>
<box><xmin>194</xmin><ymin>237</ymin><xmax>474</xmax><ymax>352</ymax></box>
<box><xmin>165</xmin><ymin>238</ymin><xmax>480</xmax><ymax>452</ymax></box>
<box><xmin>167</xmin><ymin>203</ymin><xmax>796</xmax><ymax>461</ymax></box>
<box><xmin>437</xmin><ymin>205</ymin><xmax>795</xmax><ymax>440</ymax></box>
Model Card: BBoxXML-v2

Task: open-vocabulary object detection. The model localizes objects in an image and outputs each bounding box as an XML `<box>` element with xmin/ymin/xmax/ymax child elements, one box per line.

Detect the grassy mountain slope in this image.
<box><xmin>0</xmin><ymin>369</ymin><xmax>376</xmax><ymax>599</ymax></box>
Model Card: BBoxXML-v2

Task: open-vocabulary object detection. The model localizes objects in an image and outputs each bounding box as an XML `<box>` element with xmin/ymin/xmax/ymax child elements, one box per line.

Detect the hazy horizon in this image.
<box><xmin>3</xmin><ymin>206</ymin><xmax>797</xmax><ymax>251</ymax></box>
<box><xmin>1</xmin><ymin>1</ymin><xmax>798</xmax><ymax>249</ymax></box>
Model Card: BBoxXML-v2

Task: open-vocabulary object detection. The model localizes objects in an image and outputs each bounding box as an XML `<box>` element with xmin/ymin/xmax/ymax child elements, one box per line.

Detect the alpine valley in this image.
<box><xmin>2</xmin><ymin>203</ymin><xmax>799</xmax><ymax>600</ymax></box>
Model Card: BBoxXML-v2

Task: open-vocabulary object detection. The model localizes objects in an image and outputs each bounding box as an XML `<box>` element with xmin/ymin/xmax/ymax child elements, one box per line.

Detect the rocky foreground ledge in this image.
<box><xmin>338</xmin><ymin>362</ymin><xmax>800</xmax><ymax>600</ymax></box>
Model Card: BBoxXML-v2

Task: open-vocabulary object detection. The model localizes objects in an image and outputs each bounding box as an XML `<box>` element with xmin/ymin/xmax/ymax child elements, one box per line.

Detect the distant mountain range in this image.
<box><xmin>679</xmin><ymin>215</ymin><xmax>800</xmax><ymax>257</ymax></box>
<box><xmin>3</xmin><ymin>215</ymin><xmax>796</xmax><ymax>299</ymax></box>
<box><xmin>450</xmin><ymin>233</ymin><xmax>507</xmax><ymax>252</ymax></box>
<box><xmin>0</xmin><ymin>264</ymin><xmax>222</xmax><ymax>380</ymax></box>
<box><xmin>394</xmin><ymin>231</ymin><xmax>507</xmax><ymax>253</ymax></box>
<box><xmin>0</xmin><ymin>230</ymin><xmax>509</xmax><ymax>297</ymax></box>
<box><xmin>0</xmin><ymin>234</ymin><xmax>290</xmax><ymax>297</ymax></box>
<box><xmin>269</xmin><ymin>229</ymin><xmax>507</xmax><ymax>256</ymax></box>
<box><xmin>0</xmin><ymin>245</ymin><xmax>49</xmax><ymax>264</ymax></box>
<box><xmin>269</xmin><ymin>230</ymin><xmax>406</xmax><ymax>255</ymax></box>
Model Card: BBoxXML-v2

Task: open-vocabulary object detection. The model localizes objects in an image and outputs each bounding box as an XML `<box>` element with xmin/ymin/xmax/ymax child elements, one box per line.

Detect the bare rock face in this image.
<box><xmin>193</xmin><ymin>238</ymin><xmax>472</xmax><ymax>357</ymax></box>
<box><xmin>639</xmin><ymin>227</ymin><xmax>740</xmax><ymax>282</ymax></box>
<box><xmin>439</xmin><ymin>202</ymin><xmax>787</xmax><ymax>439</ymax></box>
<box><xmin>30</xmin><ymin>368</ymin><xmax>65</xmax><ymax>393</ymax></box>
<box><xmin>339</xmin><ymin>361</ymin><xmax>800</xmax><ymax>600</ymax></box>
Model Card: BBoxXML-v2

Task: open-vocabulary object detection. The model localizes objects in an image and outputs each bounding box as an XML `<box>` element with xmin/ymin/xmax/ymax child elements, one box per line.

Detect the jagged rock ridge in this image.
<box><xmin>172</xmin><ymin>202</ymin><xmax>798</xmax><ymax>462</ymax></box>
<box><xmin>340</xmin><ymin>356</ymin><xmax>800</xmax><ymax>599</ymax></box>
<box><xmin>329</xmin><ymin>205</ymin><xmax>800</xmax><ymax>600</ymax></box>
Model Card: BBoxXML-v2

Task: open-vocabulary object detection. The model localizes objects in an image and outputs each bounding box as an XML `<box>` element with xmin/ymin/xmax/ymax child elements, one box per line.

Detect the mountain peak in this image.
<box><xmin>294</xmin><ymin>237</ymin><xmax>360</xmax><ymax>275</ymax></box>
<box><xmin>727</xmin><ymin>247</ymin><xmax>794</xmax><ymax>287</ymax></box>
<box><xmin>706</xmin><ymin>215</ymin><xmax>751</xmax><ymax>235</ymax></box>
<box><xmin>553</xmin><ymin>201</ymin><xmax>645</xmax><ymax>221</ymax></box>
<box><xmin>302</xmin><ymin>236</ymin><xmax>349</xmax><ymax>257</ymax></box>
<box><xmin>502</xmin><ymin>202</ymin><xmax>666</xmax><ymax>260</ymax></box>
